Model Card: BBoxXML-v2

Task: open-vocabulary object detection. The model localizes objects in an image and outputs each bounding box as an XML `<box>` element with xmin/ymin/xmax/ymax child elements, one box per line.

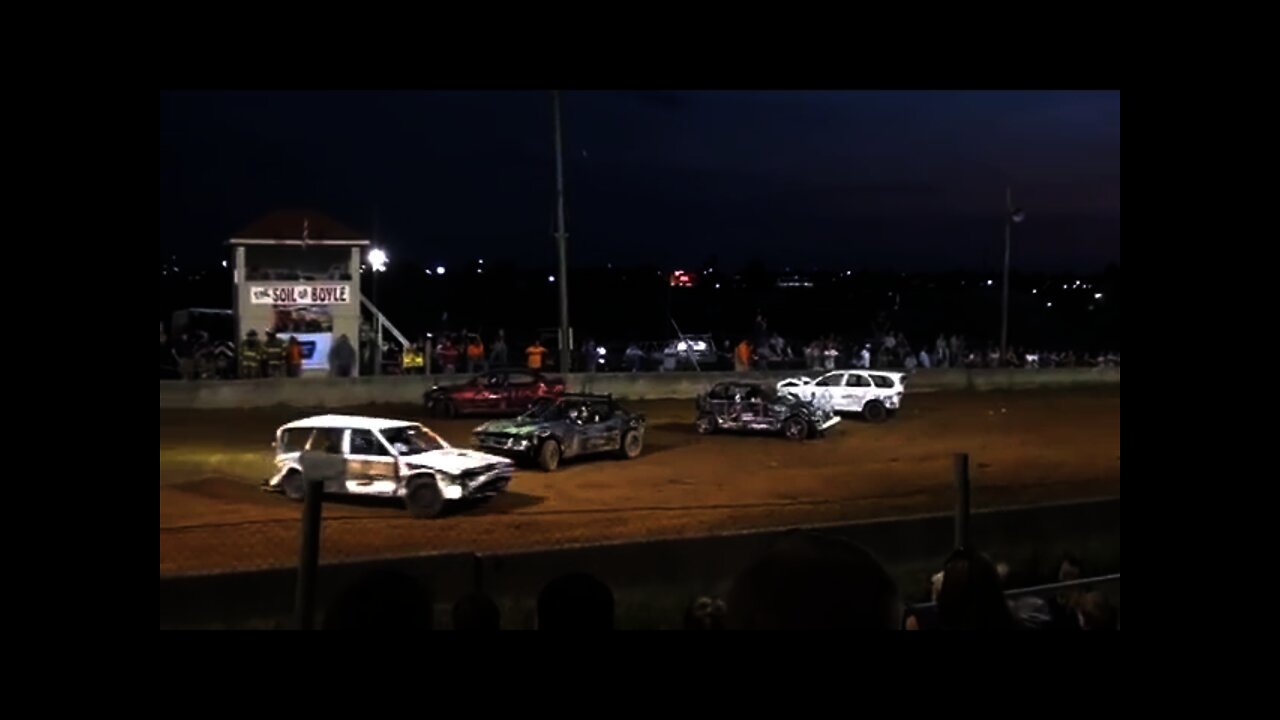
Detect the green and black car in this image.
<box><xmin>472</xmin><ymin>394</ymin><xmax>646</xmax><ymax>471</ymax></box>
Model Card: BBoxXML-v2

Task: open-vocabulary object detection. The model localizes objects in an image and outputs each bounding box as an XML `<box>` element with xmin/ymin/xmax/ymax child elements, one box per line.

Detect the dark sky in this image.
<box><xmin>160</xmin><ymin>90</ymin><xmax>1119</xmax><ymax>272</ymax></box>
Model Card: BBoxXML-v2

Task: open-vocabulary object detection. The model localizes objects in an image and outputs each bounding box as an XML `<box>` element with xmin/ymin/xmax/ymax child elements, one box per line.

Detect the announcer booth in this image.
<box><xmin>228</xmin><ymin>210</ymin><xmax>369</xmax><ymax>376</ymax></box>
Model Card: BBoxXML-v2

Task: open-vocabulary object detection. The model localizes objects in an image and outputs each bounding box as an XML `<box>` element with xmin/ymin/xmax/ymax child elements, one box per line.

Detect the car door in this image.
<box><xmin>810</xmin><ymin>371</ymin><xmax>847</xmax><ymax>410</ymax></box>
<box><xmin>505</xmin><ymin>371</ymin><xmax>540</xmax><ymax>413</ymax></box>
<box><xmin>843</xmin><ymin>372</ymin><xmax>873</xmax><ymax>411</ymax></box>
<box><xmin>345</xmin><ymin>428</ymin><xmax>399</xmax><ymax>494</ymax></box>
<box><xmin>470</xmin><ymin>372</ymin><xmax>506</xmax><ymax>414</ymax></box>
<box><xmin>582</xmin><ymin>400</ymin><xmax>621</xmax><ymax>453</ymax></box>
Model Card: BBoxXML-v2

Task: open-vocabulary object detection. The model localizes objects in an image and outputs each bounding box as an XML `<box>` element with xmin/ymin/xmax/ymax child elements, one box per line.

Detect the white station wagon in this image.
<box><xmin>777</xmin><ymin>370</ymin><xmax>907</xmax><ymax>422</ymax></box>
<box><xmin>262</xmin><ymin>414</ymin><xmax>514</xmax><ymax>518</ymax></box>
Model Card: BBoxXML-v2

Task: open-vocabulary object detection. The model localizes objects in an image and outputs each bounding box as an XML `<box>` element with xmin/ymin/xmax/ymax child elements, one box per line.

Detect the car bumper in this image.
<box><xmin>447</xmin><ymin>467</ymin><xmax>514</xmax><ymax>499</ymax></box>
<box><xmin>817</xmin><ymin>416</ymin><xmax>842</xmax><ymax>431</ymax></box>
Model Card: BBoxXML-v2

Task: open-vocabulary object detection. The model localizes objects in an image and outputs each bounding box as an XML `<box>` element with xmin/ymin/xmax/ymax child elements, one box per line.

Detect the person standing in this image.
<box><xmin>525</xmin><ymin>338</ymin><xmax>548</xmax><ymax>370</ymax></box>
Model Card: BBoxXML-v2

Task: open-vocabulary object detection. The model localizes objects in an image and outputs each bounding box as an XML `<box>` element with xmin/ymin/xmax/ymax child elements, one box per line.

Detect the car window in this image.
<box><xmin>846</xmin><ymin>374</ymin><xmax>872</xmax><ymax>388</ymax></box>
<box><xmin>349</xmin><ymin>429</ymin><xmax>390</xmax><ymax>456</ymax></box>
<box><xmin>382</xmin><ymin>425</ymin><xmax>446</xmax><ymax>454</ymax></box>
<box><xmin>869</xmin><ymin>374</ymin><xmax>896</xmax><ymax>389</ymax></box>
<box><xmin>279</xmin><ymin>428</ymin><xmax>313</xmax><ymax>453</ymax></box>
<box><xmin>814</xmin><ymin>373</ymin><xmax>844</xmax><ymax>387</ymax></box>
<box><xmin>589</xmin><ymin>401</ymin><xmax>614</xmax><ymax>422</ymax></box>
<box><xmin>310</xmin><ymin>428</ymin><xmax>345</xmax><ymax>454</ymax></box>
<box><xmin>709</xmin><ymin>384</ymin><xmax>730</xmax><ymax>400</ymax></box>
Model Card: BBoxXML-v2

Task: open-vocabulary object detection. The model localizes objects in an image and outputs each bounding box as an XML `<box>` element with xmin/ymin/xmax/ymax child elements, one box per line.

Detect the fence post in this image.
<box><xmin>294</xmin><ymin>478</ymin><xmax>323</xmax><ymax>630</ymax></box>
<box><xmin>954</xmin><ymin>453</ymin><xmax>970</xmax><ymax>550</ymax></box>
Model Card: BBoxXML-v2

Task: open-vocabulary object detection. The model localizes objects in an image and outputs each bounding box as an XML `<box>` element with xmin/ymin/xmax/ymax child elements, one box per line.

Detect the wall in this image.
<box><xmin>158</xmin><ymin>497</ymin><xmax>1120</xmax><ymax>629</ymax></box>
<box><xmin>159</xmin><ymin>367</ymin><xmax>1120</xmax><ymax>409</ymax></box>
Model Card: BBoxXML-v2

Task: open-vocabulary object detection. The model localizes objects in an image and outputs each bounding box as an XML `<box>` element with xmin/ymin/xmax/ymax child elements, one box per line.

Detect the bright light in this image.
<box><xmin>478</xmin><ymin>259</ymin><xmax>484</xmax><ymax>264</ymax></box>
<box><xmin>1094</xmin><ymin>293</ymin><xmax>1103</xmax><ymax>299</ymax></box>
<box><xmin>1063</xmin><ymin>284</ymin><xmax>1069</xmax><ymax>289</ymax></box>
<box><xmin>987</xmin><ymin>279</ymin><xmax>993</xmax><ymax>286</ymax></box>
<box><xmin>477</xmin><ymin>268</ymin><xmax>483</xmax><ymax>274</ymax></box>
<box><xmin>548</xmin><ymin>275</ymin><xmax>555</xmax><ymax>283</ymax></box>
<box><xmin>1032</xmin><ymin>289</ymin><xmax>1038</xmax><ymax>294</ymax></box>
<box><xmin>222</xmin><ymin>260</ymin><xmax>228</xmax><ymax>268</ymax></box>
<box><xmin>596</xmin><ymin>347</ymin><xmax>607</xmax><ymax>356</ymax></box>
<box><xmin>424</xmin><ymin>268</ymin><xmax>432</xmax><ymax>275</ymax></box>
<box><xmin>715</xmin><ymin>283</ymin><xmax>721</xmax><ymax>289</ymax></box>
<box><xmin>436</xmin><ymin>265</ymin><xmax>446</xmax><ymax>275</ymax></box>
<box><xmin>1046</xmin><ymin>302</ymin><xmax>1053</xmax><ymax>308</ymax></box>
<box><xmin>369</xmin><ymin>248</ymin><xmax>389</xmax><ymax>272</ymax></box>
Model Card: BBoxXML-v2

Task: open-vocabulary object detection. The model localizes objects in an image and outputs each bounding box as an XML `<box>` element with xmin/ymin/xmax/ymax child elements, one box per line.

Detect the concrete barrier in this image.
<box><xmin>160</xmin><ymin>367</ymin><xmax>1119</xmax><ymax>409</ymax></box>
<box><xmin>158</xmin><ymin>497</ymin><xmax>1120</xmax><ymax>629</ymax></box>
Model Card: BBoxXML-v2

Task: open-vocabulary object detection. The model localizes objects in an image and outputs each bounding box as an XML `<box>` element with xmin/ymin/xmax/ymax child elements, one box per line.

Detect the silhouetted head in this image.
<box><xmin>726</xmin><ymin>532</ymin><xmax>901</xmax><ymax>630</ymax></box>
<box><xmin>684</xmin><ymin>596</ymin><xmax>727</xmax><ymax>631</ymax></box>
<box><xmin>936</xmin><ymin>549</ymin><xmax>1016</xmax><ymax>630</ymax></box>
<box><xmin>452</xmin><ymin>592</ymin><xmax>500</xmax><ymax>631</ymax></box>
<box><xmin>1076</xmin><ymin>592</ymin><xmax>1117</xmax><ymax>630</ymax></box>
<box><xmin>322</xmin><ymin>570</ymin><xmax>433</xmax><ymax>631</ymax></box>
<box><xmin>537</xmin><ymin>573</ymin><xmax>614</xmax><ymax>630</ymax></box>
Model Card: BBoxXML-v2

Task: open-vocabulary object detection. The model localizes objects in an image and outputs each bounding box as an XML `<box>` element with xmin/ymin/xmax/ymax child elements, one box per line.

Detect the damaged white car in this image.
<box><xmin>262</xmin><ymin>414</ymin><xmax>514</xmax><ymax>518</ymax></box>
<box><xmin>777</xmin><ymin>370</ymin><xmax>907</xmax><ymax>422</ymax></box>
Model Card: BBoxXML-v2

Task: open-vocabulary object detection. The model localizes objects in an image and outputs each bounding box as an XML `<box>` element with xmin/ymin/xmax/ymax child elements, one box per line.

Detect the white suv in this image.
<box><xmin>262</xmin><ymin>414</ymin><xmax>514</xmax><ymax>518</ymax></box>
<box><xmin>777</xmin><ymin>371</ymin><xmax>906</xmax><ymax>422</ymax></box>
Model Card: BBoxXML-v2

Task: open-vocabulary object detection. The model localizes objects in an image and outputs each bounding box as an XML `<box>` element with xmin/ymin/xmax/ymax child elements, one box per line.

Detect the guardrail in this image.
<box><xmin>159</xmin><ymin>367</ymin><xmax>1119</xmax><ymax>409</ymax></box>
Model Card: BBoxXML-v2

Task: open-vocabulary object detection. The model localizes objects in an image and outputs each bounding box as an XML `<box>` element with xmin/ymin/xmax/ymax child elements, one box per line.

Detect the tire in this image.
<box><xmin>695</xmin><ymin>414</ymin><xmax>718</xmax><ymax>435</ymax></box>
<box><xmin>405</xmin><ymin>479</ymin><xmax>446</xmax><ymax>518</ymax></box>
<box><xmin>783</xmin><ymin>416</ymin><xmax>807</xmax><ymax>441</ymax></box>
<box><xmin>538</xmin><ymin>439</ymin><xmax>561</xmax><ymax>472</ymax></box>
<box><xmin>619</xmin><ymin>430</ymin><xmax>643</xmax><ymax>459</ymax></box>
<box><xmin>863</xmin><ymin>400</ymin><xmax>888</xmax><ymax>423</ymax></box>
<box><xmin>282</xmin><ymin>470</ymin><xmax>305</xmax><ymax>501</ymax></box>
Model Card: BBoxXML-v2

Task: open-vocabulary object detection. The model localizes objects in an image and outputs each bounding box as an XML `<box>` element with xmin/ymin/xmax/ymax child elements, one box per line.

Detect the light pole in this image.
<box><xmin>1000</xmin><ymin>187</ymin><xmax>1025</xmax><ymax>361</ymax></box>
<box><xmin>369</xmin><ymin>247</ymin><xmax>388</xmax><ymax>375</ymax></box>
<box><xmin>552</xmin><ymin>90</ymin><xmax>571</xmax><ymax>374</ymax></box>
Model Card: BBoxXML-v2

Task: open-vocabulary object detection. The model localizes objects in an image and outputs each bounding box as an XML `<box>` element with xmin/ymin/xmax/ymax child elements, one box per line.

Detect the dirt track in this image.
<box><xmin>159</xmin><ymin>388</ymin><xmax>1120</xmax><ymax>575</ymax></box>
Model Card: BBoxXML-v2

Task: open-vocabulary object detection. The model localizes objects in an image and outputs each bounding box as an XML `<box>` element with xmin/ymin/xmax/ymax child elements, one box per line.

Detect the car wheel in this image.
<box><xmin>282</xmin><ymin>470</ymin><xmax>305</xmax><ymax>501</ymax></box>
<box><xmin>863</xmin><ymin>401</ymin><xmax>888</xmax><ymax>423</ymax></box>
<box><xmin>405</xmin><ymin>479</ymin><xmax>446</xmax><ymax>518</ymax></box>
<box><xmin>619</xmin><ymin>430</ymin><xmax>643</xmax><ymax>459</ymax></box>
<box><xmin>783</xmin><ymin>416</ymin><xmax>807</xmax><ymax>441</ymax></box>
<box><xmin>538</xmin><ymin>439</ymin><xmax>561</xmax><ymax>472</ymax></box>
<box><xmin>695</xmin><ymin>414</ymin><xmax>718</xmax><ymax>435</ymax></box>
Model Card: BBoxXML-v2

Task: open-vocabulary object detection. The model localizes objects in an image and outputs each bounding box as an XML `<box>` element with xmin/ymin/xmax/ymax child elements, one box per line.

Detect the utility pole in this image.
<box><xmin>552</xmin><ymin>91</ymin><xmax>571</xmax><ymax>374</ymax></box>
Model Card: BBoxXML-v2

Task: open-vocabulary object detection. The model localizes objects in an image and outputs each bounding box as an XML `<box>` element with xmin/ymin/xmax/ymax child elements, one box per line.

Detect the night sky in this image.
<box><xmin>160</xmin><ymin>91</ymin><xmax>1119</xmax><ymax>273</ymax></box>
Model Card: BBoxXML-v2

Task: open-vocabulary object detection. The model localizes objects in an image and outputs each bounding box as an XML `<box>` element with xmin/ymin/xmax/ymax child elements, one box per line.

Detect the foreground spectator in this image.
<box><xmin>727</xmin><ymin>531</ymin><xmax>901</xmax><ymax>630</ymax></box>
<box><xmin>936</xmin><ymin>548</ymin><xmax>1017</xmax><ymax>630</ymax></box>
<box><xmin>452</xmin><ymin>592</ymin><xmax>501</xmax><ymax>631</ymax></box>
<box><xmin>1075</xmin><ymin>591</ymin><xmax>1118</xmax><ymax>630</ymax></box>
<box><xmin>322</xmin><ymin>570</ymin><xmax>433</xmax><ymax>630</ymax></box>
<box><xmin>537</xmin><ymin>573</ymin><xmax>614</xmax><ymax>630</ymax></box>
<box><xmin>684</xmin><ymin>596</ymin><xmax>727</xmax><ymax>631</ymax></box>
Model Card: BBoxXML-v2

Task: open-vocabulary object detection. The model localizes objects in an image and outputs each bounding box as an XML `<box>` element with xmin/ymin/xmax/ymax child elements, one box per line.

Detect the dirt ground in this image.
<box><xmin>159</xmin><ymin>388</ymin><xmax>1120</xmax><ymax>575</ymax></box>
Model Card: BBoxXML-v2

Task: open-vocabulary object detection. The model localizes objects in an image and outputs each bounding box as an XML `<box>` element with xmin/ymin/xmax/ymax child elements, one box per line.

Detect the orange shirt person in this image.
<box><xmin>466</xmin><ymin>338</ymin><xmax>486</xmax><ymax>373</ymax></box>
<box><xmin>734</xmin><ymin>340</ymin><xmax>752</xmax><ymax>372</ymax></box>
<box><xmin>526</xmin><ymin>340</ymin><xmax>548</xmax><ymax>370</ymax></box>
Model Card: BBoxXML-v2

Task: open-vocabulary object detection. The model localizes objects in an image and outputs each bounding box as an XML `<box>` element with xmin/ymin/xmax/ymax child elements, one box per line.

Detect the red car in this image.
<box><xmin>423</xmin><ymin>369</ymin><xmax>565</xmax><ymax>418</ymax></box>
